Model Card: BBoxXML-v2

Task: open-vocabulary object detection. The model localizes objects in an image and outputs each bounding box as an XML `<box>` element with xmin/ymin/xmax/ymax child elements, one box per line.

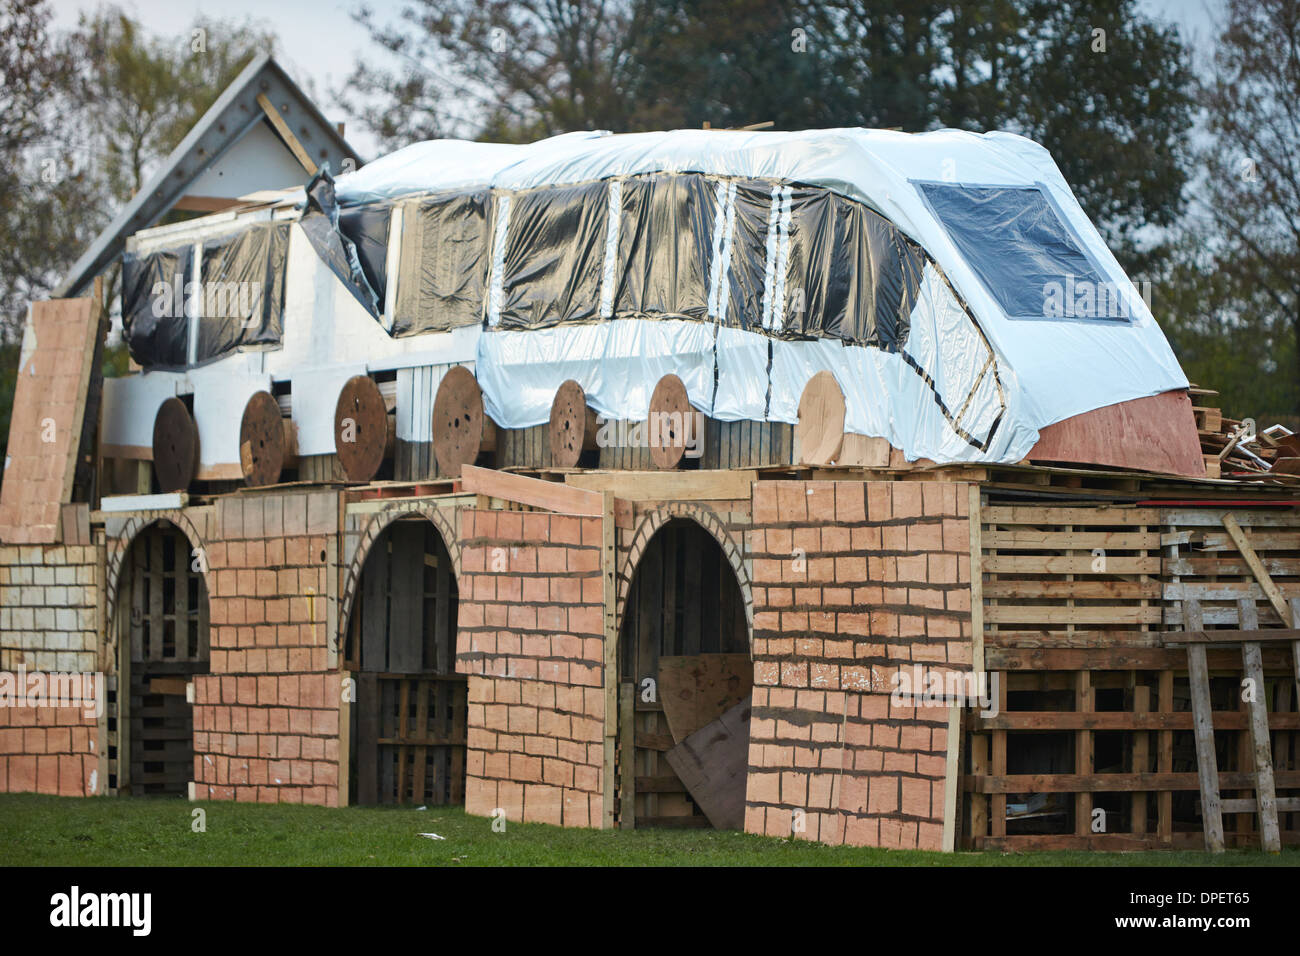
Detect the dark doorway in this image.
<box><xmin>618</xmin><ymin>519</ymin><xmax>752</xmax><ymax>828</ymax></box>
<box><xmin>344</xmin><ymin>519</ymin><xmax>466</xmax><ymax>805</ymax></box>
<box><xmin>118</xmin><ymin>521</ymin><xmax>210</xmax><ymax>796</ymax></box>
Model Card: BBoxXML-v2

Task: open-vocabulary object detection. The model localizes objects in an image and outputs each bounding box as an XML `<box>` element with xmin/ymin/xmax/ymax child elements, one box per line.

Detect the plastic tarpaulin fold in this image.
<box><xmin>196</xmin><ymin>221</ymin><xmax>291</xmax><ymax>361</ymax></box>
<box><xmin>121</xmin><ymin>244</ymin><xmax>193</xmax><ymax>368</ymax></box>
<box><xmin>299</xmin><ymin>168</ymin><xmax>382</xmax><ymax>319</ymax></box>
<box><xmin>613</xmin><ymin>174</ymin><xmax>715</xmax><ymax>321</ymax></box>
<box><xmin>496</xmin><ymin>181</ymin><xmax>609</xmax><ymax>329</ymax></box>
<box><xmin>393</xmin><ymin>190</ymin><xmax>490</xmax><ymax>335</ymax></box>
<box><xmin>338</xmin><ymin>204</ymin><xmax>392</xmax><ymax>308</ymax></box>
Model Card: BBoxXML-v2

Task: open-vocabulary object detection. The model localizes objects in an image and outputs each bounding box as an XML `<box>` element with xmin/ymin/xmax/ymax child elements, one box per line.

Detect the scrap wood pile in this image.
<box><xmin>1190</xmin><ymin>386</ymin><xmax>1300</xmax><ymax>482</ymax></box>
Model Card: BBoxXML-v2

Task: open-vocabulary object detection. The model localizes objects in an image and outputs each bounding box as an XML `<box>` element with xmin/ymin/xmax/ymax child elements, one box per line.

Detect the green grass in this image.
<box><xmin>1</xmin><ymin>794</ymin><xmax>1295</xmax><ymax>866</ymax></box>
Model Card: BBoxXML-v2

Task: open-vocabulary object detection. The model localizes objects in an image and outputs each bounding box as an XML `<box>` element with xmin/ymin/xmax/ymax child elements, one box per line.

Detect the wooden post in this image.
<box><xmin>1132</xmin><ymin>683</ymin><xmax>1150</xmax><ymax>835</ymax></box>
<box><xmin>1183</xmin><ymin>599</ymin><xmax>1225</xmax><ymax>852</ymax></box>
<box><xmin>602</xmin><ymin>490</ymin><xmax>618</xmax><ymax>828</ymax></box>
<box><xmin>619</xmin><ymin>682</ymin><xmax>635</xmax><ymax>830</ymax></box>
<box><xmin>1238</xmin><ymin>597</ymin><xmax>1281</xmax><ymax>852</ymax></box>
<box><xmin>941</xmin><ymin>702</ymin><xmax>962</xmax><ymax>852</ymax></box>
<box><xmin>1074</xmin><ymin>671</ymin><xmax>1093</xmax><ymax>837</ymax></box>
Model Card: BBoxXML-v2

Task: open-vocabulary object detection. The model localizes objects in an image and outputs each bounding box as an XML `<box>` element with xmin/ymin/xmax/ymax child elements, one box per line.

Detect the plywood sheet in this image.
<box><xmin>658</xmin><ymin>653</ymin><xmax>753</xmax><ymax>744</ymax></box>
<box><xmin>0</xmin><ymin>298</ymin><xmax>99</xmax><ymax>543</ymax></box>
<box><xmin>664</xmin><ymin>699</ymin><xmax>752</xmax><ymax>830</ymax></box>
<box><xmin>1028</xmin><ymin>389</ymin><xmax>1204</xmax><ymax>477</ymax></box>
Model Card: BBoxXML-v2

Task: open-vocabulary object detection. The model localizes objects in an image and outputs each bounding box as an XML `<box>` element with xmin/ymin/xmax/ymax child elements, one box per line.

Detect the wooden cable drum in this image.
<box><xmin>548</xmin><ymin>379</ymin><xmax>599</xmax><ymax>469</ymax></box>
<box><xmin>334</xmin><ymin>375</ymin><xmax>389</xmax><ymax>482</ymax></box>
<box><xmin>795</xmin><ymin>370</ymin><xmax>846</xmax><ymax>465</ymax></box>
<box><xmin>239</xmin><ymin>390</ymin><xmax>292</xmax><ymax>487</ymax></box>
<box><xmin>151</xmin><ymin>396</ymin><xmax>199</xmax><ymax>492</ymax></box>
<box><xmin>648</xmin><ymin>373</ymin><xmax>693</xmax><ymax>471</ymax></box>
<box><xmin>433</xmin><ymin>365</ymin><xmax>496</xmax><ymax>477</ymax></box>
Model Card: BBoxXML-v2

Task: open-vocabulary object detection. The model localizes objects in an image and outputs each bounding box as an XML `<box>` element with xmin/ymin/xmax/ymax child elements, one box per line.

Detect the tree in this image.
<box><xmin>73</xmin><ymin>9</ymin><xmax>275</xmax><ymax>203</ymax></box>
<box><xmin>1186</xmin><ymin>0</ymin><xmax>1300</xmax><ymax>419</ymax></box>
<box><xmin>346</xmin><ymin>1</ymin><xmax>1194</xmax><ymax>273</ymax></box>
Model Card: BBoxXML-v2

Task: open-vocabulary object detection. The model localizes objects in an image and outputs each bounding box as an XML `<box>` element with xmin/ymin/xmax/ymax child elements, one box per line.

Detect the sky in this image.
<box><xmin>48</xmin><ymin>0</ymin><xmax>1229</xmax><ymax>161</ymax></box>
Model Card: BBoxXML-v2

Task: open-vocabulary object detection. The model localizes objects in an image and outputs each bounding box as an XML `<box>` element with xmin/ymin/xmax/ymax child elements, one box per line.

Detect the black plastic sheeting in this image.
<box><xmin>614</xmin><ymin>174</ymin><xmax>715</xmax><ymax>321</ymax></box>
<box><xmin>725</xmin><ymin>181</ymin><xmax>773</xmax><ymax>329</ymax></box>
<box><xmin>121</xmin><ymin>244</ymin><xmax>194</xmax><ymax>369</ymax></box>
<box><xmin>301</xmin><ymin>167</ymin><xmax>382</xmax><ymax>319</ymax></box>
<box><xmin>196</xmin><ymin>221</ymin><xmax>291</xmax><ymax>361</ymax></box>
<box><xmin>783</xmin><ymin>187</ymin><xmax>925</xmax><ymax>349</ymax></box>
<box><xmin>916</xmin><ymin>182</ymin><xmax>1111</xmax><ymax>320</ymax></box>
<box><xmin>339</xmin><ymin>204</ymin><xmax>391</xmax><ymax>307</ymax></box>
<box><xmin>391</xmin><ymin>190</ymin><xmax>489</xmax><ymax>336</ymax></box>
<box><xmin>497</xmin><ymin>181</ymin><xmax>608</xmax><ymax>329</ymax></box>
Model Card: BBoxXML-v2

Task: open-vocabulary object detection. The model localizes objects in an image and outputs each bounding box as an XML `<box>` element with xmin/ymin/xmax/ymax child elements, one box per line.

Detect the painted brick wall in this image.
<box><xmin>0</xmin><ymin>690</ymin><xmax>100</xmax><ymax>795</ymax></box>
<box><xmin>456</xmin><ymin>509</ymin><xmax>606</xmax><ymax>828</ymax></box>
<box><xmin>191</xmin><ymin>490</ymin><xmax>343</xmax><ymax>805</ymax></box>
<box><xmin>745</xmin><ymin>480</ymin><xmax>972</xmax><ymax>851</ymax></box>
<box><xmin>0</xmin><ymin>544</ymin><xmax>100</xmax><ymax>673</ymax></box>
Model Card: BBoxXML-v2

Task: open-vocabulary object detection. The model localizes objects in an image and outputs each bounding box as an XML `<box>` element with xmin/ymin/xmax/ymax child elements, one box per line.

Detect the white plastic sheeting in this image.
<box><xmin>339</xmin><ymin>127</ymin><xmax>1187</xmax><ymax>465</ymax></box>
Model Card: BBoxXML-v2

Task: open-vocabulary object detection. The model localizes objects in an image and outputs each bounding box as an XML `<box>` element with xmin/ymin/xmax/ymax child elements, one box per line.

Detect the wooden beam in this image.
<box><xmin>601</xmin><ymin>489</ymin><xmax>617</xmax><ymax>829</ymax></box>
<box><xmin>941</xmin><ymin>702</ymin><xmax>961</xmax><ymax>852</ymax></box>
<box><xmin>460</xmin><ymin>464</ymin><xmax>603</xmax><ymax>515</ymax></box>
<box><xmin>565</xmin><ymin>469</ymin><xmax>756</xmax><ymax>502</ymax></box>
<box><xmin>1163</xmin><ymin>627</ymin><xmax>1300</xmax><ymax>644</ymax></box>
<box><xmin>1184</xmin><ymin>599</ymin><xmax>1225</xmax><ymax>853</ymax></box>
<box><xmin>1222</xmin><ymin>513</ymin><xmax>1296</xmax><ymax>627</ymax></box>
<box><xmin>968</xmin><ymin>484</ymin><xmax>984</xmax><ymax>675</ymax></box>
<box><xmin>1238</xmin><ymin>597</ymin><xmax>1281</xmax><ymax>852</ymax></box>
<box><xmin>256</xmin><ymin>93</ymin><xmax>318</xmax><ymax>175</ymax></box>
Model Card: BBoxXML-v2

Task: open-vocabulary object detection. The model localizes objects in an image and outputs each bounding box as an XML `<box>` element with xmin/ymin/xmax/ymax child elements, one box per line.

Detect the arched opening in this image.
<box><xmin>342</xmin><ymin>517</ymin><xmax>465</xmax><ymax>806</ymax></box>
<box><xmin>114</xmin><ymin>520</ymin><xmax>210</xmax><ymax>797</ymax></box>
<box><xmin>618</xmin><ymin>518</ymin><xmax>752</xmax><ymax>829</ymax></box>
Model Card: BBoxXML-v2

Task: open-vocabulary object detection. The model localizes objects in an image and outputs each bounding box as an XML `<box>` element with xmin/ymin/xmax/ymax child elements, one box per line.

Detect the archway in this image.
<box><xmin>618</xmin><ymin>517</ymin><xmax>752</xmax><ymax>829</ymax></box>
<box><xmin>342</xmin><ymin>516</ymin><xmax>465</xmax><ymax>806</ymax></box>
<box><xmin>114</xmin><ymin>520</ymin><xmax>210</xmax><ymax>797</ymax></box>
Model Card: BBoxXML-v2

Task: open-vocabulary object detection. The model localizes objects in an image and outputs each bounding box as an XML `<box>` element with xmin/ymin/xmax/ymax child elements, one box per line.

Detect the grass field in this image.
<box><xmin>2</xmin><ymin>794</ymin><xmax>1297</xmax><ymax>866</ymax></box>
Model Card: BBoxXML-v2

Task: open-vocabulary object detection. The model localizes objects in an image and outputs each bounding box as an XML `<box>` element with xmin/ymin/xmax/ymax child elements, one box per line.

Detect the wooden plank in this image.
<box><xmin>1132</xmin><ymin>683</ymin><xmax>1150</xmax><ymax>835</ymax></box>
<box><xmin>461</xmin><ymin>464</ymin><xmax>602</xmax><ymax>515</ymax></box>
<box><xmin>356</xmin><ymin>672</ymin><xmax>379</xmax><ymax>805</ymax></box>
<box><xmin>361</xmin><ymin>536</ymin><xmax>389</xmax><ymax>671</ymax></box>
<box><xmin>983</xmin><ymin>505</ymin><xmax>1162</xmax><ymax>525</ymax></box>
<box><xmin>966</xmin><ymin>770</ymin><xmax>1300</xmax><ymax>793</ymax></box>
<box><xmin>1157</xmin><ymin>670</ymin><xmax>1173</xmax><ymax>846</ymax></box>
<box><xmin>983</xmin><ymin>579</ymin><xmax>1161</xmax><ymax>600</ymax></box>
<box><xmin>602</xmin><ymin>490</ymin><xmax>618</xmax><ymax>829</ymax></box>
<box><xmin>1074</xmin><ymin>671</ymin><xmax>1093</xmax><ymax>837</ymax></box>
<box><xmin>983</xmin><ymin>605</ymin><xmax>1163</xmax><ymax>625</ymax></box>
<box><xmin>255</xmin><ymin>93</ymin><xmax>318</xmax><ymax>175</ymax></box>
<box><xmin>1238</xmin><ymin>598</ymin><xmax>1281</xmax><ymax>852</ymax></box>
<box><xmin>619</xmin><ymin>682</ymin><xmax>635</xmax><ymax>829</ymax></box>
<box><xmin>975</xmin><ymin>711</ymin><xmax>1300</xmax><ymax>731</ymax></box>
<box><xmin>387</xmin><ymin>523</ymin><xmax>424</xmax><ymax>673</ymax></box>
<box><xmin>1184</xmin><ymin>599</ymin><xmax>1225</xmax><ymax>853</ymax></box>
<box><xmin>984</xmin><ymin>530</ymin><xmax>1161</xmax><ymax>550</ymax></box>
<box><xmin>565</xmin><ymin>469</ymin><xmax>755</xmax><ymax>502</ymax></box>
<box><xmin>969</xmin><ymin>485</ymin><xmax>984</xmax><ymax>675</ymax></box>
<box><xmin>941</xmin><ymin>702</ymin><xmax>961</xmax><ymax>852</ymax></box>
<box><xmin>663</xmin><ymin>699</ymin><xmax>751</xmax><ymax>830</ymax></box>
<box><xmin>1222</xmin><ymin>513</ymin><xmax>1296</xmax><ymax>628</ymax></box>
<box><xmin>657</xmin><ymin>654</ymin><xmax>754</xmax><ymax>744</ymax></box>
<box><xmin>1162</xmin><ymin>627</ymin><xmax>1300</xmax><ymax>644</ymax></box>
<box><xmin>983</xmin><ymin>555</ymin><xmax>1161</xmax><ymax>575</ymax></box>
